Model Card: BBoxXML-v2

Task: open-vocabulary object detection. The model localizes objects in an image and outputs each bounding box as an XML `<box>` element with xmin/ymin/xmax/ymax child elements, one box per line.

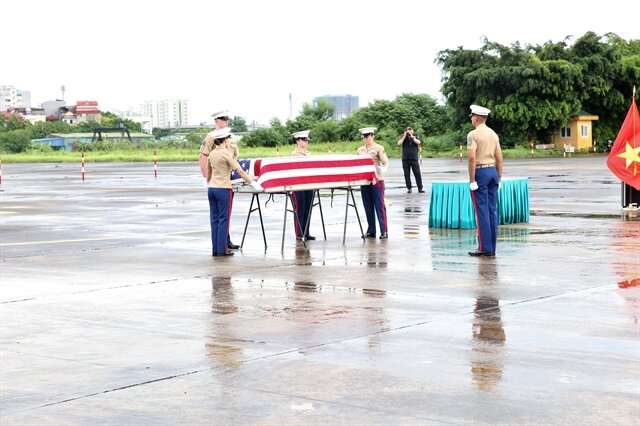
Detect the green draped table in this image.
<box><xmin>428</xmin><ymin>177</ymin><xmax>529</xmax><ymax>229</ymax></box>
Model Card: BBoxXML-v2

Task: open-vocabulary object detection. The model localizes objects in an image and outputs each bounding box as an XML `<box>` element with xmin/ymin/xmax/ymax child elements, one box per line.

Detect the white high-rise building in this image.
<box><xmin>140</xmin><ymin>99</ymin><xmax>188</xmax><ymax>129</ymax></box>
<box><xmin>1</xmin><ymin>85</ymin><xmax>31</xmax><ymax>110</ymax></box>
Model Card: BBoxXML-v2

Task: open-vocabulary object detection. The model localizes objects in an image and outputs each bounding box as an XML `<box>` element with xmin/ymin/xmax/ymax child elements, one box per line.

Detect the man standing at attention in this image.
<box><xmin>357</xmin><ymin>127</ymin><xmax>390</xmax><ymax>239</ymax></box>
<box><xmin>397</xmin><ymin>127</ymin><xmax>424</xmax><ymax>193</ymax></box>
<box><xmin>289</xmin><ymin>130</ymin><xmax>315</xmax><ymax>241</ymax></box>
<box><xmin>467</xmin><ymin>104</ymin><xmax>503</xmax><ymax>257</ymax></box>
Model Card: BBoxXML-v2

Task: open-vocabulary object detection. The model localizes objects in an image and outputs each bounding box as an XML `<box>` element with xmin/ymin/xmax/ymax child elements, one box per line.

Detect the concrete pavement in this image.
<box><xmin>0</xmin><ymin>156</ymin><xmax>638</xmax><ymax>425</ymax></box>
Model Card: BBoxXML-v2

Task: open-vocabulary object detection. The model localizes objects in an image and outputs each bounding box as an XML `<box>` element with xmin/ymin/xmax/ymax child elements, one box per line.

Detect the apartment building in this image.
<box><xmin>140</xmin><ymin>99</ymin><xmax>188</xmax><ymax>129</ymax></box>
<box><xmin>1</xmin><ymin>85</ymin><xmax>31</xmax><ymax>110</ymax></box>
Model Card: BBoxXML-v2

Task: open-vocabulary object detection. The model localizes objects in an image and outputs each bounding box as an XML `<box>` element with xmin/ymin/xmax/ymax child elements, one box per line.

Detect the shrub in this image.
<box><xmin>0</xmin><ymin>130</ymin><xmax>31</xmax><ymax>153</ymax></box>
<box><xmin>241</xmin><ymin>128</ymin><xmax>284</xmax><ymax>147</ymax></box>
<box><xmin>27</xmin><ymin>143</ymin><xmax>54</xmax><ymax>153</ymax></box>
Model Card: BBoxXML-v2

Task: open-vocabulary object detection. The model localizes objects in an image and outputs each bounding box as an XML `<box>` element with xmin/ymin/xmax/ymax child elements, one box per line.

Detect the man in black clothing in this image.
<box><xmin>397</xmin><ymin>127</ymin><xmax>424</xmax><ymax>193</ymax></box>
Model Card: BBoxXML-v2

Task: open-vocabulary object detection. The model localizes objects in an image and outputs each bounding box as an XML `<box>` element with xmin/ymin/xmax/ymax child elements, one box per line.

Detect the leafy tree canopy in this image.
<box><xmin>437</xmin><ymin>32</ymin><xmax>640</xmax><ymax>145</ymax></box>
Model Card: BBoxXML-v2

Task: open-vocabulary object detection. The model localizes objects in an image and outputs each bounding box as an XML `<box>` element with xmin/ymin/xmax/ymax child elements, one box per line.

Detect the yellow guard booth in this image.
<box><xmin>552</xmin><ymin>110</ymin><xmax>599</xmax><ymax>151</ymax></box>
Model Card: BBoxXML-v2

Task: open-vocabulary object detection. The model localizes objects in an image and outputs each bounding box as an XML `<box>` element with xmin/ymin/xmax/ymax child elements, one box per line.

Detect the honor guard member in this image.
<box><xmin>206</xmin><ymin>127</ymin><xmax>262</xmax><ymax>257</ymax></box>
<box><xmin>466</xmin><ymin>104</ymin><xmax>503</xmax><ymax>257</ymax></box>
<box><xmin>199</xmin><ymin>110</ymin><xmax>241</xmax><ymax>250</ymax></box>
<box><xmin>290</xmin><ymin>130</ymin><xmax>316</xmax><ymax>241</ymax></box>
<box><xmin>357</xmin><ymin>127</ymin><xmax>390</xmax><ymax>239</ymax></box>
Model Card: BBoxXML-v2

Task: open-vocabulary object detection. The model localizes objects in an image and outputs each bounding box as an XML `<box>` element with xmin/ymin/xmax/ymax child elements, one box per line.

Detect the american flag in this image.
<box><xmin>230</xmin><ymin>159</ymin><xmax>255</xmax><ymax>184</ymax></box>
<box><xmin>232</xmin><ymin>155</ymin><xmax>377</xmax><ymax>192</ymax></box>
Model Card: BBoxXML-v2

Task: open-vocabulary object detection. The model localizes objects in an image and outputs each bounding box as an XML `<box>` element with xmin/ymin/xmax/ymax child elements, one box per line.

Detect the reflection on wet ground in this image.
<box><xmin>207</xmin><ymin>276</ymin><xmax>242</xmax><ymax>368</ymax></box>
<box><xmin>293</xmin><ymin>281</ymin><xmax>317</xmax><ymax>292</ymax></box>
<box><xmin>472</xmin><ymin>261</ymin><xmax>505</xmax><ymax>391</ymax></box>
<box><xmin>472</xmin><ymin>296</ymin><xmax>506</xmax><ymax>391</ymax></box>
<box><xmin>403</xmin><ymin>205</ymin><xmax>423</xmax><ymax>238</ymax></box>
<box><xmin>2</xmin><ymin>158</ymin><xmax>640</xmax><ymax>424</ymax></box>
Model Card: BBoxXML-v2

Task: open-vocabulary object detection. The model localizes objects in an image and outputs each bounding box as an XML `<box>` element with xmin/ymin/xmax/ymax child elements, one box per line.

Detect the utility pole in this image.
<box><xmin>61</xmin><ymin>85</ymin><xmax>65</xmax><ymax>102</ymax></box>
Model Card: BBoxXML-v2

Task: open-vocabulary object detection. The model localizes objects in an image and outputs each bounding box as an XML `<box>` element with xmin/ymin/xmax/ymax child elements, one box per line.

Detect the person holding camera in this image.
<box><xmin>206</xmin><ymin>127</ymin><xmax>263</xmax><ymax>257</ymax></box>
<box><xmin>397</xmin><ymin>127</ymin><xmax>424</xmax><ymax>193</ymax></box>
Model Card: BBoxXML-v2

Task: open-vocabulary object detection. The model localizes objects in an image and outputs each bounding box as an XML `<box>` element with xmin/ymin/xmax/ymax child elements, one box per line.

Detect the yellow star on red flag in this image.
<box><xmin>616</xmin><ymin>141</ymin><xmax>640</xmax><ymax>169</ymax></box>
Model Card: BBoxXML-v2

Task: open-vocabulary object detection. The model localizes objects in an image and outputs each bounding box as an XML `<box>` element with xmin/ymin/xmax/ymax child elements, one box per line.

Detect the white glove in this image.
<box><xmin>249</xmin><ymin>181</ymin><xmax>264</xmax><ymax>192</ymax></box>
<box><xmin>380</xmin><ymin>164</ymin><xmax>389</xmax><ymax>173</ymax></box>
<box><xmin>470</xmin><ymin>181</ymin><xmax>479</xmax><ymax>191</ymax></box>
<box><xmin>203</xmin><ymin>177</ymin><xmax>209</xmax><ymax>188</ymax></box>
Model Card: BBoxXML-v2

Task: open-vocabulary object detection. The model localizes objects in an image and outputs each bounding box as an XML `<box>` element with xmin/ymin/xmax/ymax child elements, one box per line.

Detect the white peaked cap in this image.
<box><xmin>211</xmin><ymin>127</ymin><xmax>232</xmax><ymax>139</ymax></box>
<box><xmin>292</xmin><ymin>130</ymin><xmax>311</xmax><ymax>139</ymax></box>
<box><xmin>211</xmin><ymin>110</ymin><xmax>230</xmax><ymax>119</ymax></box>
<box><xmin>359</xmin><ymin>127</ymin><xmax>376</xmax><ymax>135</ymax></box>
<box><xmin>469</xmin><ymin>104</ymin><xmax>491</xmax><ymax>116</ymax></box>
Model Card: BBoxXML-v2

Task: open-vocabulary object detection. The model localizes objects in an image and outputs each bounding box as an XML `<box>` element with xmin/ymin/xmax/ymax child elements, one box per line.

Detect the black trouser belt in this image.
<box><xmin>476</xmin><ymin>164</ymin><xmax>495</xmax><ymax>168</ymax></box>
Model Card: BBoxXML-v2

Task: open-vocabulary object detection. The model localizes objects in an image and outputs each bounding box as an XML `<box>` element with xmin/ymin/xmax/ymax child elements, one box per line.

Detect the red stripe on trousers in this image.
<box><xmin>470</xmin><ymin>189</ymin><xmax>483</xmax><ymax>252</ymax></box>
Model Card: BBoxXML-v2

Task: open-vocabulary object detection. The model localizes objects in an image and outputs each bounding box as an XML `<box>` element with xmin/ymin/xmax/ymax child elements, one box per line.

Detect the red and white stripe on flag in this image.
<box><xmin>255</xmin><ymin>154</ymin><xmax>377</xmax><ymax>191</ymax></box>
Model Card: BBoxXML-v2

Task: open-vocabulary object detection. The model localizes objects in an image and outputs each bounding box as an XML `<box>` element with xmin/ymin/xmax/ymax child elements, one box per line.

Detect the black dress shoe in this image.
<box><xmin>379</xmin><ymin>233</ymin><xmax>389</xmax><ymax>239</ymax></box>
<box><xmin>227</xmin><ymin>243</ymin><xmax>240</xmax><ymax>250</ymax></box>
<box><xmin>407</xmin><ymin>188</ymin><xmax>412</xmax><ymax>193</ymax></box>
<box><xmin>305</xmin><ymin>235</ymin><xmax>316</xmax><ymax>240</ymax></box>
<box><xmin>484</xmin><ymin>252</ymin><xmax>496</xmax><ymax>257</ymax></box>
<box><xmin>418</xmin><ymin>189</ymin><xmax>425</xmax><ymax>193</ymax></box>
<box><xmin>216</xmin><ymin>252</ymin><xmax>234</xmax><ymax>257</ymax></box>
<box><xmin>364</xmin><ymin>233</ymin><xmax>376</xmax><ymax>238</ymax></box>
<box><xmin>468</xmin><ymin>250</ymin><xmax>492</xmax><ymax>257</ymax></box>
<box><xmin>296</xmin><ymin>236</ymin><xmax>303</xmax><ymax>241</ymax></box>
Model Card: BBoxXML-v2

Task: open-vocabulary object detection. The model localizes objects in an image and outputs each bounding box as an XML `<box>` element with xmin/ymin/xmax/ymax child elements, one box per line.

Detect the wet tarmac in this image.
<box><xmin>1</xmin><ymin>156</ymin><xmax>639</xmax><ymax>425</ymax></box>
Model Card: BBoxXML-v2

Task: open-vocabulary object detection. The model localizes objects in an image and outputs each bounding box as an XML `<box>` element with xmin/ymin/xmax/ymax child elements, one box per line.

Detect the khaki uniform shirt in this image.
<box><xmin>467</xmin><ymin>123</ymin><xmax>501</xmax><ymax>165</ymax></box>
<box><xmin>207</xmin><ymin>146</ymin><xmax>241</xmax><ymax>189</ymax></box>
<box><xmin>290</xmin><ymin>146</ymin><xmax>311</xmax><ymax>157</ymax></box>
<box><xmin>200</xmin><ymin>133</ymin><xmax>239</xmax><ymax>159</ymax></box>
<box><xmin>357</xmin><ymin>143</ymin><xmax>389</xmax><ymax>180</ymax></box>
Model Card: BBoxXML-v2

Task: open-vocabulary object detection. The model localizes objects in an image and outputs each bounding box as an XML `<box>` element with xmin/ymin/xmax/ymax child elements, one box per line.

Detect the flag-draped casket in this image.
<box><xmin>231</xmin><ymin>154</ymin><xmax>378</xmax><ymax>192</ymax></box>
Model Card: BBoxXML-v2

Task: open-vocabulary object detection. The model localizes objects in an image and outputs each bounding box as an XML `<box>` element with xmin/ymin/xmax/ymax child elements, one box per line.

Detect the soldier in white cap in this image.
<box><xmin>199</xmin><ymin>110</ymin><xmax>241</xmax><ymax>250</ymax></box>
<box><xmin>356</xmin><ymin>127</ymin><xmax>390</xmax><ymax>239</ymax></box>
<box><xmin>289</xmin><ymin>130</ymin><xmax>316</xmax><ymax>241</ymax></box>
<box><xmin>466</xmin><ymin>104</ymin><xmax>503</xmax><ymax>257</ymax></box>
<box><xmin>206</xmin><ymin>127</ymin><xmax>263</xmax><ymax>257</ymax></box>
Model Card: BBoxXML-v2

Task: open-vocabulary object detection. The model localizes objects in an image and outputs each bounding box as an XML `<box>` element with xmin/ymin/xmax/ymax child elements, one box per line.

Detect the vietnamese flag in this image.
<box><xmin>607</xmin><ymin>97</ymin><xmax>640</xmax><ymax>190</ymax></box>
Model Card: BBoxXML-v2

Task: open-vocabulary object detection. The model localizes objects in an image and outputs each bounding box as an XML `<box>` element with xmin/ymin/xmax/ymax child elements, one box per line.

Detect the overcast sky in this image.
<box><xmin>2</xmin><ymin>0</ymin><xmax>638</xmax><ymax>125</ymax></box>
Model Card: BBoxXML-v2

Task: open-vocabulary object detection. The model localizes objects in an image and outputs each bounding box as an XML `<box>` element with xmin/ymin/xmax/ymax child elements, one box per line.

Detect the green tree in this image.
<box><xmin>286</xmin><ymin>99</ymin><xmax>336</xmax><ymax>134</ymax></box>
<box><xmin>6</xmin><ymin>114</ymin><xmax>26</xmax><ymax>131</ymax></box>
<box><xmin>152</xmin><ymin>128</ymin><xmax>172</xmax><ymax>138</ymax></box>
<box><xmin>241</xmin><ymin>127</ymin><xmax>283</xmax><ymax>147</ymax></box>
<box><xmin>121</xmin><ymin>118</ymin><xmax>142</xmax><ymax>133</ymax></box>
<box><xmin>310</xmin><ymin>120</ymin><xmax>340</xmax><ymax>143</ymax></box>
<box><xmin>437</xmin><ymin>32</ymin><xmax>640</xmax><ymax>146</ymax></box>
<box><xmin>230</xmin><ymin>116</ymin><xmax>248</xmax><ymax>132</ymax></box>
<box><xmin>0</xmin><ymin>130</ymin><xmax>31</xmax><ymax>153</ymax></box>
<box><xmin>437</xmin><ymin>38</ymin><xmax>584</xmax><ymax>145</ymax></box>
<box><xmin>76</xmin><ymin>121</ymin><xmax>101</xmax><ymax>132</ymax></box>
<box><xmin>27</xmin><ymin>121</ymin><xmax>73</xmax><ymax>139</ymax></box>
<box><xmin>568</xmin><ymin>32</ymin><xmax>639</xmax><ymax>141</ymax></box>
<box><xmin>100</xmin><ymin>111</ymin><xmax>121</xmax><ymax>128</ymax></box>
